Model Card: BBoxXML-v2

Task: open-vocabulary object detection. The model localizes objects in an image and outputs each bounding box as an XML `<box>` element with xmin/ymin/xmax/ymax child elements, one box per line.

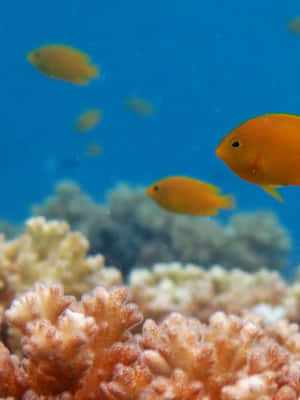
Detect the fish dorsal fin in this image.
<box><xmin>261</xmin><ymin>185</ymin><xmax>284</xmax><ymax>202</ymax></box>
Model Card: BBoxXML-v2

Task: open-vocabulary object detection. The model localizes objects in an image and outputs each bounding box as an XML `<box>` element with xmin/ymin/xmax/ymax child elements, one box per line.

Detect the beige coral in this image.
<box><xmin>0</xmin><ymin>217</ymin><xmax>121</xmax><ymax>308</ymax></box>
<box><xmin>129</xmin><ymin>262</ymin><xmax>287</xmax><ymax>323</ymax></box>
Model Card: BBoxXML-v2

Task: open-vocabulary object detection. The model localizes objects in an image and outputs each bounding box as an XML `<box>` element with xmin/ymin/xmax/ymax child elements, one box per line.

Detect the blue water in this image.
<box><xmin>1</xmin><ymin>0</ymin><xmax>300</xmax><ymax>272</ymax></box>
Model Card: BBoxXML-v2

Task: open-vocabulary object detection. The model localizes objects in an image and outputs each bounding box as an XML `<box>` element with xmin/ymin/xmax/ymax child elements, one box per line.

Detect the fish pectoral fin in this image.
<box><xmin>73</xmin><ymin>76</ymin><xmax>89</xmax><ymax>85</ymax></box>
<box><xmin>261</xmin><ymin>185</ymin><xmax>284</xmax><ymax>202</ymax></box>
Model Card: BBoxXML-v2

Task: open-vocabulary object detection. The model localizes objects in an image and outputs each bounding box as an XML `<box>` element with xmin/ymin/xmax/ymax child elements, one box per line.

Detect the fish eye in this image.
<box><xmin>154</xmin><ymin>185</ymin><xmax>159</xmax><ymax>191</ymax></box>
<box><xmin>231</xmin><ymin>140</ymin><xmax>240</xmax><ymax>148</ymax></box>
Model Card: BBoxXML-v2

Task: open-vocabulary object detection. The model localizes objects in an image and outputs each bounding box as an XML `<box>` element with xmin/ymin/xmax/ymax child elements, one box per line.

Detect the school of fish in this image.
<box><xmin>27</xmin><ymin>37</ymin><xmax>300</xmax><ymax>216</ymax></box>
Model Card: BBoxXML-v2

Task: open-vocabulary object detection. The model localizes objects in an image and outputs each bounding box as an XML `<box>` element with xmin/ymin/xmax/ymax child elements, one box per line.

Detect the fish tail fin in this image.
<box><xmin>87</xmin><ymin>64</ymin><xmax>100</xmax><ymax>79</ymax></box>
<box><xmin>219</xmin><ymin>194</ymin><xmax>236</xmax><ymax>210</ymax></box>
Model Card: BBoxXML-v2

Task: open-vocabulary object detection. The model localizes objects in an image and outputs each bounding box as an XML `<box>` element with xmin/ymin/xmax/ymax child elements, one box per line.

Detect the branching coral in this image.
<box><xmin>75</xmin><ymin>285</ymin><xmax>145</xmax><ymax>398</ymax></box>
<box><xmin>129</xmin><ymin>262</ymin><xmax>288</xmax><ymax>323</ymax></box>
<box><xmin>137</xmin><ymin>312</ymin><xmax>292</xmax><ymax>400</ymax></box>
<box><xmin>6</xmin><ymin>284</ymin><xmax>96</xmax><ymax>395</ymax></box>
<box><xmin>0</xmin><ymin>216</ymin><xmax>121</xmax><ymax>309</ymax></box>
<box><xmin>0</xmin><ymin>212</ymin><xmax>295</xmax><ymax>338</ymax></box>
<box><xmin>2</xmin><ymin>283</ymin><xmax>145</xmax><ymax>398</ymax></box>
<box><xmin>1</xmin><ymin>283</ymin><xmax>300</xmax><ymax>399</ymax></box>
<box><xmin>31</xmin><ymin>180</ymin><xmax>291</xmax><ymax>274</ymax></box>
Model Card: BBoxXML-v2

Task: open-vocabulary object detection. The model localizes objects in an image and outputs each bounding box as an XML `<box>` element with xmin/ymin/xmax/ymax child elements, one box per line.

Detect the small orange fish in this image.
<box><xmin>287</xmin><ymin>16</ymin><xmax>300</xmax><ymax>36</ymax></box>
<box><xmin>147</xmin><ymin>176</ymin><xmax>235</xmax><ymax>215</ymax></box>
<box><xmin>124</xmin><ymin>97</ymin><xmax>154</xmax><ymax>115</ymax></box>
<box><xmin>85</xmin><ymin>143</ymin><xmax>102</xmax><ymax>157</ymax></box>
<box><xmin>216</xmin><ymin>113</ymin><xmax>300</xmax><ymax>201</ymax></box>
<box><xmin>75</xmin><ymin>109</ymin><xmax>102</xmax><ymax>133</ymax></box>
<box><xmin>27</xmin><ymin>44</ymin><xmax>99</xmax><ymax>85</ymax></box>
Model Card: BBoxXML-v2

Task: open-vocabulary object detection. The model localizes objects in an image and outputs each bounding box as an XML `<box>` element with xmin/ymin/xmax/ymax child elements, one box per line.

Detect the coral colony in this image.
<box><xmin>0</xmin><ymin>215</ymin><xmax>299</xmax><ymax>398</ymax></box>
<box><xmin>31</xmin><ymin>181</ymin><xmax>290</xmax><ymax>273</ymax></box>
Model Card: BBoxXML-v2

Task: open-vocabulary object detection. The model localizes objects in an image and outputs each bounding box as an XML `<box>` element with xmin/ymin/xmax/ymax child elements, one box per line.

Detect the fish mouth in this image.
<box><xmin>215</xmin><ymin>144</ymin><xmax>221</xmax><ymax>158</ymax></box>
<box><xmin>215</xmin><ymin>134</ymin><xmax>228</xmax><ymax>160</ymax></box>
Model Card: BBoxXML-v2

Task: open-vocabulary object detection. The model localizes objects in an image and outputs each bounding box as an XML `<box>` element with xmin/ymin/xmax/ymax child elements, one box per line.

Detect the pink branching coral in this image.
<box><xmin>75</xmin><ymin>286</ymin><xmax>146</xmax><ymax>399</ymax></box>
<box><xmin>2</xmin><ymin>283</ymin><xmax>145</xmax><ymax>398</ymax></box>
<box><xmin>2</xmin><ymin>283</ymin><xmax>300</xmax><ymax>399</ymax></box>
<box><xmin>6</xmin><ymin>284</ymin><xmax>96</xmax><ymax>395</ymax></box>
<box><xmin>138</xmin><ymin>313</ymin><xmax>291</xmax><ymax>399</ymax></box>
<box><xmin>0</xmin><ymin>341</ymin><xmax>24</xmax><ymax>397</ymax></box>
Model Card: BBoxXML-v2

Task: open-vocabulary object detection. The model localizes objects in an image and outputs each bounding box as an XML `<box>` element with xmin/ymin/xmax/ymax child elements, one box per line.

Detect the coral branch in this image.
<box><xmin>76</xmin><ymin>286</ymin><xmax>144</xmax><ymax>398</ymax></box>
<box><xmin>137</xmin><ymin>312</ymin><xmax>293</xmax><ymax>400</ymax></box>
<box><xmin>6</xmin><ymin>284</ymin><xmax>96</xmax><ymax>395</ymax></box>
<box><xmin>0</xmin><ymin>342</ymin><xmax>24</xmax><ymax>397</ymax></box>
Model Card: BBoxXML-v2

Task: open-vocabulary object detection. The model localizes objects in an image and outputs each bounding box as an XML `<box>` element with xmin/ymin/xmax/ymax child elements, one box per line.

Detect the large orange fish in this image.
<box><xmin>216</xmin><ymin>113</ymin><xmax>300</xmax><ymax>201</ymax></box>
<box><xmin>146</xmin><ymin>176</ymin><xmax>235</xmax><ymax>215</ymax></box>
<box><xmin>28</xmin><ymin>44</ymin><xmax>99</xmax><ymax>85</ymax></box>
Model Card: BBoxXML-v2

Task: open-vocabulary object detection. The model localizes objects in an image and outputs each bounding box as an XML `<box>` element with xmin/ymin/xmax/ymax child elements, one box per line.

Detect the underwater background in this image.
<box><xmin>5</xmin><ymin>2</ymin><xmax>300</xmax><ymax>397</ymax></box>
<box><xmin>1</xmin><ymin>0</ymin><xmax>300</xmax><ymax>273</ymax></box>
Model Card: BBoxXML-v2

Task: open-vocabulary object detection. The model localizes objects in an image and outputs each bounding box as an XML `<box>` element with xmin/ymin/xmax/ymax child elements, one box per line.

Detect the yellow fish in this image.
<box><xmin>75</xmin><ymin>109</ymin><xmax>102</xmax><ymax>133</ymax></box>
<box><xmin>216</xmin><ymin>113</ymin><xmax>300</xmax><ymax>202</ymax></box>
<box><xmin>124</xmin><ymin>97</ymin><xmax>154</xmax><ymax>115</ymax></box>
<box><xmin>28</xmin><ymin>44</ymin><xmax>99</xmax><ymax>85</ymax></box>
<box><xmin>85</xmin><ymin>143</ymin><xmax>102</xmax><ymax>157</ymax></box>
<box><xmin>287</xmin><ymin>16</ymin><xmax>300</xmax><ymax>36</ymax></box>
<box><xmin>147</xmin><ymin>176</ymin><xmax>235</xmax><ymax>215</ymax></box>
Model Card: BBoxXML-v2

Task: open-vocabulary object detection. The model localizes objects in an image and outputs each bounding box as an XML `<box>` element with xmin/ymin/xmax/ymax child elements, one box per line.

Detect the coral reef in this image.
<box><xmin>0</xmin><ymin>216</ymin><xmax>121</xmax><ymax>309</ymax></box>
<box><xmin>129</xmin><ymin>262</ymin><xmax>288</xmax><ymax>323</ymax></box>
<box><xmin>2</xmin><ymin>283</ymin><xmax>300</xmax><ymax>399</ymax></box>
<box><xmin>0</xmin><ymin>211</ymin><xmax>297</xmax><ymax>398</ymax></box>
<box><xmin>31</xmin><ymin>180</ymin><xmax>291</xmax><ymax>274</ymax></box>
<box><xmin>0</xmin><ymin>214</ymin><xmax>296</xmax><ymax>329</ymax></box>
